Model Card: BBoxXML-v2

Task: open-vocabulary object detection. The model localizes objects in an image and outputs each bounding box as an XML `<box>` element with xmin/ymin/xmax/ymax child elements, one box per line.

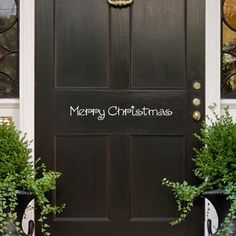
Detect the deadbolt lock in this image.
<box><xmin>193</xmin><ymin>81</ymin><xmax>201</xmax><ymax>90</ymax></box>
<box><xmin>192</xmin><ymin>98</ymin><xmax>201</xmax><ymax>106</ymax></box>
<box><xmin>192</xmin><ymin>111</ymin><xmax>201</xmax><ymax>122</ymax></box>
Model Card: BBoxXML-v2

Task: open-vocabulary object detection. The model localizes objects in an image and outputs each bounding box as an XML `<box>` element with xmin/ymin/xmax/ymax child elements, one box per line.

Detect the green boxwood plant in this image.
<box><xmin>0</xmin><ymin>123</ymin><xmax>64</xmax><ymax>235</ymax></box>
<box><xmin>162</xmin><ymin>105</ymin><xmax>236</xmax><ymax>236</ymax></box>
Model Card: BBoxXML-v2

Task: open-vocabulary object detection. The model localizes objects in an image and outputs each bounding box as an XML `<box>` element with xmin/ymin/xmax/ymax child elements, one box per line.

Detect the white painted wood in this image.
<box><xmin>205</xmin><ymin>0</ymin><xmax>221</xmax><ymax>114</ymax></box>
<box><xmin>205</xmin><ymin>0</ymin><xmax>221</xmax><ymax>235</ymax></box>
<box><xmin>0</xmin><ymin>99</ymin><xmax>19</xmax><ymax>108</ymax></box>
<box><xmin>20</xmin><ymin>0</ymin><xmax>35</xmax><ymax>140</ymax></box>
<box><xmin>221</xmin><ymin>100</ymin><xmax>236</xmax><ymax>122</ymax></box>
<box><xmin>221</xmin><ymin>99</ymin><xmax>236</xmax><ymax>108</ymax></box>
<box><xmin>19</xmin><ymin>0</ymin><xmax>35</xmax><ymax>234</ymax></box>
<box><xmin>0</xmin><ymin>99</ymin><xmax>19</xmax><ymax>127</ymax></box>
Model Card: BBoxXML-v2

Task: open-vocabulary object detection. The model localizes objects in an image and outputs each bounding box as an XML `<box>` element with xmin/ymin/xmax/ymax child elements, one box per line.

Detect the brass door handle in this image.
<box><xmin>193</xmin><ymin>111</ymin><xmax>201</xmax><ymax>122</ymax></box>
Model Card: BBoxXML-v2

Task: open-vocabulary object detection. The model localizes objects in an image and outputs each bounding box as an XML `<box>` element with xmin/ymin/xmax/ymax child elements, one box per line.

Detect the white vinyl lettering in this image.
<box><xmin>69</xmin><ymin>105</ymin><xmax>173</xmax><ymax>121</ymax></box>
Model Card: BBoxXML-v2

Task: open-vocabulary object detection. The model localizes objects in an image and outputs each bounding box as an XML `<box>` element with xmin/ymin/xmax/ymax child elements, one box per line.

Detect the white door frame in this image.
<box><xmin>19</xmin><ymin>0</ymin><xmax>35</xmax><ymax>141</ymax></box>
<box><xmin>19</xmin><ymin>0</ymin><xmax>35</xmax><ymax>230</ymax></box>
<box><xmin>19</xmin><ymin>0</ymin><xmax>221</xmax><ymax>235</ymax></box>
<box><xmin>205</xmin><ymin>0</ymin><xmax>221</xmax><ymax>116</ymax></box>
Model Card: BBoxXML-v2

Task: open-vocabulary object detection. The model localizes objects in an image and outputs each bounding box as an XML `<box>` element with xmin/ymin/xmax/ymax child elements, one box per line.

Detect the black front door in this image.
<box><xmin>36</xmin><ymin>0</ymin><xmax>205</xmax><ymax>235</ymax></box>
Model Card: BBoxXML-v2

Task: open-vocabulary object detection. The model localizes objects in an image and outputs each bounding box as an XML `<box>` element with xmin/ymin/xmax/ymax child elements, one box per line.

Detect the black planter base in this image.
<box><xmin>17</xmin><ymin>192</ymin><xmax>34</xmax><ymax>236</ymax></box>
<box><xmin>0</xmin><ymin>191</ymin><xmax>35</xmax><ymax>236</ymax></box>
<box><xmin>203</xmin><ymin>190</ymin><xmax>235</xmax><ymax>236</ymax></box>
<box><xmin>16</xmin><ymin>191</ymin><xmax>34</xmax><ymax>236</ymax></box>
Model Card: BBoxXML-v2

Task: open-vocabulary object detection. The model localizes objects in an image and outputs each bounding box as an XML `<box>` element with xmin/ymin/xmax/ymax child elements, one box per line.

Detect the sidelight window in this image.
<box><xmin>0</xmin><ymin>0</ymin><xmax>18</xmax><ymax>98</ymax></box>
<box><xmin>222</xmin><ymin>0</ymin><xmax>236</xmax><ymax>97</ymax></box>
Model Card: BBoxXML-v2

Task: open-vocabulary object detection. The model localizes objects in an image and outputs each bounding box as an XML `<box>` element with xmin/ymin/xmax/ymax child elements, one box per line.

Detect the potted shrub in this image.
<box><xmin>0</xmin><ymin>122</ymin><xmax>64</xmax><ymax>235</ymax></box>
<box><xmin>162</xmin><ymin>105</ymin><xmax>236</xmax><ymax>236</ymax></box>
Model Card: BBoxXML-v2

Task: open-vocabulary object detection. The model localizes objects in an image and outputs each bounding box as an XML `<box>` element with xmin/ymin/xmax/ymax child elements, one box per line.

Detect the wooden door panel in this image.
<box><xmin>131</xmin><ymin>135</ymin><xmax>185</xmax><ymax>219</ymax></box>
<box><xmin>55</xmin><ymin>135</ymin><xmax>110</xmax><ymax>220</ymax></box>
<box><xmin>53</xmin><ymin>91</ymin><xmax>187</xmax><ymax>134</ymax></box>
<box><xmin>54</xmin><ymin>135</ymin><xmax>186</xmax><ymax>221</ymax></box>
<box><xmin>110</xmin><ymin>8</ymin><xmax>130</xmax><ymax>90</ymax></box>
<box><xmin>131</xmin><ymin>0</ymin><xmax>186</xmax><ymax>88</ymax></box>
<box><xmin>55</xmin><ymin>0</ymin><xmax>109</xmax><ymax>88</ymax></box>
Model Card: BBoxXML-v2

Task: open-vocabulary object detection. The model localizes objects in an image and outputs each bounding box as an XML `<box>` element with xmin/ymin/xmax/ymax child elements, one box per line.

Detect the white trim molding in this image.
<box><xmin>19</xmin><ymin>0</ymin><xmax>35</xmax><ymax>233</ymax></box>
<box><xmin>0</xmin><ymin>99</ymin><xmax>19</xmax><ymax>109</ymax></box>
<box><xmin>205</xmin><ymin>0</ymin><xmax>221</xmax><ymax>235</ymax></box>
<box><xmin>221</xmin><ymin>99</ymin><xmax>236</xmax><ymax>108</ymax></box>
<box><xmin>20</xmin><ymin>0</ymin><xmax>35</xmax><ymax>141</ymax></box>
<box><xmin>0</xmin><ymin>99</ymin><xmax>20</xmax><ymax>128</ymax></box>
<box><xmin>221</xmin><ymin>100</ymin><xmax>236</xmax><ymax>122</ymax></box>
<box><xmin>205</xmin><ymin>0</ymin><xmax>221</xmax><ymax>114</ymax></box>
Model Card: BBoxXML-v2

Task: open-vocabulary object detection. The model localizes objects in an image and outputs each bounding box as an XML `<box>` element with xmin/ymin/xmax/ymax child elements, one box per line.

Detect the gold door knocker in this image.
<box><xmin>108</xmin><ymin>0</ymin><xmax>133</xmax><ymax>7</ymax></box>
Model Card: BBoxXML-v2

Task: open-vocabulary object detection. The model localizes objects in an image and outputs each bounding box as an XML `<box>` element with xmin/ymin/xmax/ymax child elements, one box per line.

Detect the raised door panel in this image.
<box><xmin>130</xmin><ymin>136</ymin><xmax>185</xmax><ymax>219</ymax></box>
<box><xmin>131</xmin><ymin>0</ymin><xmax>186</xmax><ymax>89</ymax></box>
<box><xmin>55</xmin><ymin>135</ymin><xmax>110</xmax><ymax>220</ymax></box>
<box><xmin>55</xmin><ymin>0</ymin><xmax>109</xmax><ymax>88</ymax></box>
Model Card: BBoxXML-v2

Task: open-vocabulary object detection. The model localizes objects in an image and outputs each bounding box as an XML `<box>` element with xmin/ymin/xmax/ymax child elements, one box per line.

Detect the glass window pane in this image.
<box><xmin>222</xmin><ymin>0</ymin><xmax>236</xmax><ymax>96</ymax></box>
<box><xmin>0</xmin><ymin>0</ymin><xmax>18</xmax><ymax>98</ymax></box>
<box><xmin>223</xmin><ymin>23</ymin><xmax>236</xmax><ymax>49</ymax></box>
<box><xmin>224</xmin><ymin>0</ymin><xmax>236</xmax><ymax>31</ymax></box>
